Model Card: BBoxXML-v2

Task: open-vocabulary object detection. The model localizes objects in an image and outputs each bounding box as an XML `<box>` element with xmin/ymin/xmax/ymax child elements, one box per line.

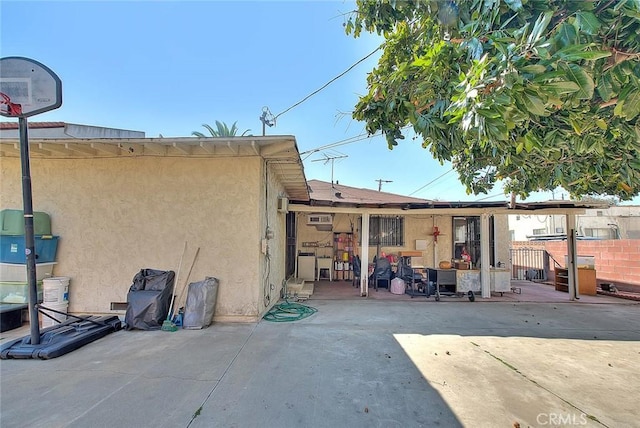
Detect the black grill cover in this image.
<box><xmin>124</xmin><ymin>269</ymin><xmax>175</xmax><ymax>330</ymax></box>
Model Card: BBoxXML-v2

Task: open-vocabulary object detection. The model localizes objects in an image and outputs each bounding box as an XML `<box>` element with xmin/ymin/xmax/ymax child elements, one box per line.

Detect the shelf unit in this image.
<box><xmin>554</xmin><ymin>267</ymin><xmax>597</xmax><ymax>296</ymax></box>
<box><xmin>333</xmin><ymin>232</ymin><xmax>353</xmax><ymax>281</ymax></box>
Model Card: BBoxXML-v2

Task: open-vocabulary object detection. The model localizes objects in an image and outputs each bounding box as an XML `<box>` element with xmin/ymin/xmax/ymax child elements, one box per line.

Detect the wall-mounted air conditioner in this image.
<box><xmin>307</xmin><ymin>213</ymin><xmax>332</xmax><ymax>226</ymax></box>
<box><xmin>307</xmin><ymin>213</ymin><xmax>333</xmax><ymax>231</ymax></box>
<box><xmin>277</xmin><ymin>196</ymin><xmax>289</xmax><ymax>213</ymax></box>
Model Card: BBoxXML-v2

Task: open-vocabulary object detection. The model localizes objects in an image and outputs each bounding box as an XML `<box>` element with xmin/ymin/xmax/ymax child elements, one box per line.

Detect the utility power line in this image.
<box><xmin>474</xmin><ymin>192</ymin><xmax>508</xmax><ymax>202</ymax></box>
<box><xmin>300</xmin><ymin>124</ymin><xmax>413</xmax><ymax>161</ymax></box>
<box><xmin>300</xmin><ymin>131</ymin><xmax>378</xmax><ymax>160</ymax></box>
<box><xmin>274</xmin><ymin>46</ymin><xmax>381</xmax><ymax>120</ymax></box>
<box><xmin>409</xmin><ymin>169</ymin><xmax>455</xmax><ymax>196</ymax></box>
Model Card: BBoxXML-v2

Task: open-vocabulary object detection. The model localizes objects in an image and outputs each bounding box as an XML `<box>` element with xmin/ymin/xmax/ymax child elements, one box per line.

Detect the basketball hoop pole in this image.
<box><xmin>18</xmin><ymin>116</ymin><xmax>41</xmax><ymax>344</ymax></box>
<box><xmin>1</xmin><ymin>57</ymin><xmax>63</xmax><ymax>345</ymax></box>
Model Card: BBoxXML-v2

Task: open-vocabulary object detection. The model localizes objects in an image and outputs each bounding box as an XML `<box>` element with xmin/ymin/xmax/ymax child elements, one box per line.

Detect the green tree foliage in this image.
<box><xmin>345</xmin><ymin>0</ymin><xmax>640</xmax><ymax>200</ymax></box>
<box><xmin>192</xmin><ymin>121</ymin><xmax>251</xmax><ymax>137</ymax></box>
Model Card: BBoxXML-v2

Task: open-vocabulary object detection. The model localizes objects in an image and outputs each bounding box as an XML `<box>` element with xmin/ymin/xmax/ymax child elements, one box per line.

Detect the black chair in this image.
<box><xmin>396</xmin><ymin>257</ymin><xmax>423</xmax><ymax>284</ymax></box>
<box><xmin>397</xmin><ymin>257</ymin><xmax>427</xmax><ymax>296</ymax></box>
<box><xmin>371</xmin><ymin>256</ymin><xmax>392</xmax><ymax>291</ymax></box>
<box><xmin>352</xmin><ymin>255</ymin><xmax>361</xmax><ymax>288</ymax></box>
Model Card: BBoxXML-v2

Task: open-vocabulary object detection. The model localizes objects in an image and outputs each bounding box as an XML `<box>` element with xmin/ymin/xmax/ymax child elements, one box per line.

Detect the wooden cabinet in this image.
<box><xmin>554</xmin><ymin>267</ymin><xmax>597</xmax><ymax>296</ymax></box>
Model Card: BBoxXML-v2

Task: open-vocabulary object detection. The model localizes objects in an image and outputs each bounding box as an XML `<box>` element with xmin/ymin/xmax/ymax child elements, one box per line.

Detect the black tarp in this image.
<box><xmin>124</xmin><ymin>269</ymin><xmax>175</xmax><ymax>330</ymax></box>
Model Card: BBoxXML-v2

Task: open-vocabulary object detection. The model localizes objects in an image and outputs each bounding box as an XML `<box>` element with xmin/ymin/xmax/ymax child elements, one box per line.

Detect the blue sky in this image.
<box><xmin>1</xmin><ymin>1</ymin><xmax>636</xmax><ymax>204</ymax></box>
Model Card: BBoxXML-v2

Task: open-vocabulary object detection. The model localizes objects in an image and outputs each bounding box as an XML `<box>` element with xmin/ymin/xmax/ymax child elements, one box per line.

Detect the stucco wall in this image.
<box><xmin>1</xmin><ymin>156</ymin><xmax>267</xmax><ymax>322</ymax></box>
<box><xmin>258</xmin><ymin>161</ymin><xmax>288</xmax><ymax>316</ymax></box>
<box><xmin>294</xmin><ymin>213</ymin><xmax>510</xmax><ymax>270</ymax></box>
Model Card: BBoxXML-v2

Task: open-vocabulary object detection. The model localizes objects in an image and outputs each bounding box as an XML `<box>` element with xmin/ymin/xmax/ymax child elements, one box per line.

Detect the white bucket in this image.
<box><xmin>43</xmin><ymin>276</ymin><xmax>70</xmax><ymax>303</ymax></box>
<box><xmin>40</xmin><ymin>301</ymin><xmax>69</xmax><ymax>328</ymax></box>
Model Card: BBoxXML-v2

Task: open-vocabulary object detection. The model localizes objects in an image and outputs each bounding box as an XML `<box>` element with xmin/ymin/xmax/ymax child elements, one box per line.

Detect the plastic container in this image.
<box><xmin>0</xmin><ymin>209</ymin><xmax>52</xmax><ymax>236</ymax></box>
<box><xmin>0</xmin><ymin>281</ymin><xmax>43</xmax><ymax>303</ymax></box>
<box><xmin>0</xmin><ymin>235</ymin><xmax>59</xmax><ymax>263</ymax></box>
<box><xmin>40</xmin><ymin>301</ymin><xmax>68</xmax><ymax>328</ymax></box>
<box><xmin>0</xmin><ymin>304</ymin><xmax>25</xmax><ymax>332</ymax></box>
<box><xmin>0</xmin><ymin>262</ymin><xmax>56</xmax><ymax>282</ymax></box>
<box><xmin>564</xmin><ymin>255</ymin><xmax>595</xmax><ymax>269</ymax></box>
<box><xmin>390</xmin><ymin>277</ymin><xmax>405</xmax><ymax>295</ymax></box>
<box><xmin>43</xmin><ymin>277</ymin><xmax>69</xmax><ymax>303</ymax></box>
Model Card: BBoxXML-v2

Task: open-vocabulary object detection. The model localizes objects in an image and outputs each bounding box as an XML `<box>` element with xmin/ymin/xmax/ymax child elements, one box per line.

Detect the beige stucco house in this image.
<box><xmin>1</xmin><ymin>133</ymin><xmax>308</xmax><ymax>322</ymax></box>
<box><xmin>1</xmin><ymin>124</ymin><xmax>604</xmax><ymax>321</ymax></box>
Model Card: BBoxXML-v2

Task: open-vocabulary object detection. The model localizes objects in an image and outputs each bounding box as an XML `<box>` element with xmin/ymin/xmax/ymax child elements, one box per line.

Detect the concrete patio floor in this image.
<box><xmin>309</xmin><ymin>278</ymin><xmax>634</xmax><ymax>305</ymax></box>
<box><xmin>1</xmin><ymin>291</ymin><xmax>638</xmax><ymax>427</ymax></box>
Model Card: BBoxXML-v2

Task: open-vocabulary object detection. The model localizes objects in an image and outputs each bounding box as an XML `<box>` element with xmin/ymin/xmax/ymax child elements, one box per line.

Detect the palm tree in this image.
<box><xmin>192</xmin><ymin>121</ymin><xmax>251</xmax><ymax>137</ymax></box>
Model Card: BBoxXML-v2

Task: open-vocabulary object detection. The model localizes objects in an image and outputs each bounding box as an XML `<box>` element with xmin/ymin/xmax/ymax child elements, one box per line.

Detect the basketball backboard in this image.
<box><xmin>0</xmin><ymin>56</ymin><xmax>62</xmax><ymax>118</ymax></box>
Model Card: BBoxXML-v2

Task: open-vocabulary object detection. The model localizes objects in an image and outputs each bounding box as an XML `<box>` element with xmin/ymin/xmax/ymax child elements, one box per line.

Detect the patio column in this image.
<box><xmin>480</xmin><ymin>213</ymin><xmax>491</xmax><ymax>298</ymax></box>
<box><xmin>360</xmin><ymin>212</ymin><xmax>370</xmax><ymax>297</ymax></box>
<box><xmin>566</xmin><ymin>213</ymin><xmax>578</xmax><ymax>300</ymax></box>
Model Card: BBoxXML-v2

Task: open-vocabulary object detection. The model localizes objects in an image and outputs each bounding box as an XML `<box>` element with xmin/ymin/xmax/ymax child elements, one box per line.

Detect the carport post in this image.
<box><xmin>480</xmin><ymin>213</ymin><xmax>491</xmax><ymax>298</ymax></box>
<box><xmin>360</xmin><ymin>212</ymin><xmax>370</xmax><ymax>297</ymax></box>
<box><xmin>566</xmin><ymin>214</ymin><xmax>578</xmax><ymax>300</ymax></box>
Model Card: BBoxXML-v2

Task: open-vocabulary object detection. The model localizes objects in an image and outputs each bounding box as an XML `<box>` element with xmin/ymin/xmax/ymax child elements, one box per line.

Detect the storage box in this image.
<box><xmin>0</xmin><ymin>209</ymin><xmax>51</xmax><ymax>236</ymax></box>
<box><xmin>410</xmin><ymin>256</ymin><xmax>424</xmax><ymax>267</ymax></box>
<box><xmin>564</xmin><ymin>255</ymin><xmax>595</xmax><ymax>269</ymax></box>
<box><xmin>454</xmin><ymin>261</ymin><xmax>470</xmax><ymax>270</ymax></box>
<box><xmin>399</xmin><ymin>251</ymin><xmax>422</xmax><ymax>257</ymax></box>
<box><xmin>0</xmin><ymin>304</ymin><xmax>26</xmax><ymax>332</ymax></box>
<box><xmin>0</xmin><ymin>281</ymin><xmax>43</xmax><ymax>303</ymax></box>
<box><xmin>0</xmin><ymin>262</ymin><xmax>56</xmax><ymax>282</ymax></box>
<box><xmin>0</xmin><ymin>235</ymin><xmax>59</xmax><ymax>263</ymax></box>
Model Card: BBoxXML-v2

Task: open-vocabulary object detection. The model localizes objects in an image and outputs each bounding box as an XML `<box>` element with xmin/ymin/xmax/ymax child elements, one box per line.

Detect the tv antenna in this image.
<box><xmin>312</xmin><ymin>152</ymin><xmax>348</xmax><ymax>186</ymax></box>
<box><xmin>375</xmin><ymin>179</ymin><xmax>393</xmax><ymax>191</ymax></box>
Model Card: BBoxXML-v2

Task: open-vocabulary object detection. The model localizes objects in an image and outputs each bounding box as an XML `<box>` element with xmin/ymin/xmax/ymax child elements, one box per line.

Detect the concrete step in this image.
<box><xmin>285</xmin><ymin>278</ymin><xmax>304</xmax><ymax>295</ymax></box>
<box><xmin>298</xmin><ymin>281</ymin><xmax>314</xmax><ymax>299</ymax></box>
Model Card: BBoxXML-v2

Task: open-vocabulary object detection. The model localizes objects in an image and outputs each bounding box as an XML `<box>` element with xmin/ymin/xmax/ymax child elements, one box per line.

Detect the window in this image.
<box><xmin>367</xmin><ymin>216</ymin><xmax>404</xmax><ymax>246</ymax></box>
<box><xmin>584</xmin><ymin>228</ymin><xmax>614</xmax><ymax>239</ymax></box>
<box><xmin>533</xmin><ymin>228</ymin><xmax>546</xmax><ymax>235</ymax></box>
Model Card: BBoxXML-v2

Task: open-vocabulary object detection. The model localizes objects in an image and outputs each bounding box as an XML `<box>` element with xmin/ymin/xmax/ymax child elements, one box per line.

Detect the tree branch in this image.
<box><xmin>599</xmin><ymin>98</ymin><xmax>618</xmax><ymax>109</ymax></box>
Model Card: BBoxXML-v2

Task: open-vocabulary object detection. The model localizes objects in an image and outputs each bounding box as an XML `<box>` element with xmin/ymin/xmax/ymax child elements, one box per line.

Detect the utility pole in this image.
<box><xmin>376</xmin><ymin>179</ymin><xmax>393</xmax><ymax>191</ymax></box>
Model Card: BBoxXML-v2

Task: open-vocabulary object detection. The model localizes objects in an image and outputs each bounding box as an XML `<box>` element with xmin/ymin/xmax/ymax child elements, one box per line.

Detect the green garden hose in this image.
<box><xmin>262</xmin><ymin>300</ymin><xmax>318</xmax><ymax>322</ymax></box>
